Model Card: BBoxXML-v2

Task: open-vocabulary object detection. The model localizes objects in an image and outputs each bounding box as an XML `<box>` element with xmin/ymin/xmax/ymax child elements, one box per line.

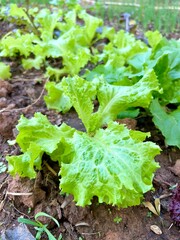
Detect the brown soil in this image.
<box><xmin>0</xmin><ymin>11</ymin><xmax>180</xmax><ymax>240</ymax></box>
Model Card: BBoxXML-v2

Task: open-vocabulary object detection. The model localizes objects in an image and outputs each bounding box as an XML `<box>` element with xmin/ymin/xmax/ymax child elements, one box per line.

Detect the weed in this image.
<box><xmin>113</xmin><ymin>216</ymin><xmax>122</xmax><ymax>224</ymax></box>
<box><xmin>147</xmin><ymin>211</ymin><xmax>153</xmax><ymax>218</ymax></box>
<box><xmin>18</xmin><ymin>212</ymin><xmax>60</xmax><ymax>240</ymax></box>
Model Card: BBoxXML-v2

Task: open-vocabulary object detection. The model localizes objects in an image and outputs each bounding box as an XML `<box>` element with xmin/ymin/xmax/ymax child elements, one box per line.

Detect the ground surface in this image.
<box><xmin>0</xmin><ymin>15</ymin><xmax>180</xmax><ymax>240</ymax></box>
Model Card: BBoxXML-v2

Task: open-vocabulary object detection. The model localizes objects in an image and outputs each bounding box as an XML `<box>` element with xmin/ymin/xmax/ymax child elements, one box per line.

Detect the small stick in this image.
<box><xmin>75</xmin><ymin>222</ymin><xmax>90</xmax><ymax>227</ymax></box>
<box><xmin>159</xmin><ymin>193</ymin><xmax>172</xmax><ymax>199</ymax></box>
<box><xmin>168</xmin><ymin>223</ymin><xmax>173</xmax><ymax>230</ymax></box>
<box><xmin>6</xmin><ymin>192</ymin><xmax>33</xmax><ymax>196</ymax></box>
<box><xmin>44</xmin><ymin>161</ymin><xmax>57</xmax><ymax>176</ymax></box>
<box><xmin>81</xmin><ymin>232</ymin><xmax>101</xmax><ymax>236</ymax></box>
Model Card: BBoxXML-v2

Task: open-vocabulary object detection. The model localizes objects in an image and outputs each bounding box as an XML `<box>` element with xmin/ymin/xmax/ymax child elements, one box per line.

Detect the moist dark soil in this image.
<box><xmin>0</xmin><ymin>12</ymin><xmax>180</xmax><ymax>240</ymax></box>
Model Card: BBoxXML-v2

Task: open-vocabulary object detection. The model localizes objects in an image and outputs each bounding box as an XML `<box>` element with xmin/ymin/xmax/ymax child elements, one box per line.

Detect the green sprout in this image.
<box><xmin>147</xmin><ymin>211</ymin><xmax>153</xmax><ymax>218</ymax></box>
<box><xmin>18</xmin><ymin>212</ymin><xmax>60</xmax><ymax>240</ymax></box>
<box><xmin>113</xmin><ymin>216</ymin><xmax>122</xmax><ymax>224</ymax></box>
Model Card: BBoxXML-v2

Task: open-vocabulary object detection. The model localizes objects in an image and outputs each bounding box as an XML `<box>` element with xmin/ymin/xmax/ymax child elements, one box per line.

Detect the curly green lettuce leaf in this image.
<box><xmin>78</xmin><ymin>10</ymin><xmax>103</xmax><ymax>45</ymax></box>
<box><xmin>6</xmin><ymin>113</ymin><xmax>76</xmax><ymax>178</ymax></box>
<box><xmin>7</xmin><ymin>143</ymin><xmax>43</xmax><ymax>179</ymax></box>
<box><xmin>85</xmin><ymin>64</ymin><xmax>129</xmax><ymax>85</ymax></box>
<box><xmin>0</xmin><ymin>62</ymin><xmax>11</xmax><ymax>79</ymax></box>
<box><xmin>62</xmin><ymin>47</ymin><xmax>90</xmax><ymax>75</ymax></box>
<box><xmin>97</xmin><ymin>26</ymin><xmax>115</xmax><ymax>42</ymax></box>
<box><xmin>15</xmin><ymin>112</ymin><xmax>75</xmax><ymax>154</ymax></box>
<box><xmin>62</xmin><ymin>76</ymin><xmax>99</xmax><ymax>133</ymax></box>
<box><xmin>62</xmin><ymin>70</ymin><xmax>159</xmax><ymax>133</ymax></box>
<box><xmin>127</xmin><ymin>49</ymin><xmax>152</xmax><ymax>72</ymax></box>
<box><xmin>44</xmin><ymin>81</ymin><xmax>72</xmax><ymax>113</ymax></box>
<box><xmin>46</xmin><ymin>31</ymin><xmax>91</xmax><ymax>74</ymax></box>
<box><xmin>0</xmin><ymin>32</ymin><xmax>38</xmax><ymax>57</ymax></box>
<box><xmin>96</xmin><ymin>69</ymin><xmax>160</xmax><ymax>126</ymax></box>
<box><xmin>22</xmin><ymin>56</ymin><xmax>44</xmax><ymax>70</ymax></box>
<box><xmin>96</xmin><ymin>30</ymin><xmax>148</xmax><ymax>68</ymax></box>
<box><xmin>150</xmin><ymin>99</ymin><xmax>180</xmax><ymax>148</ymax></box>
<box><xmin>45</xmin><ymin>66</ymin><xmax>65</xmax><ymax>82</ymax></box>
<box><xmin>113</xmin><ymin>30</ymin><xmax>148</xmax><ymax>59</ymax></box>
<box><xmin>151</xmin><ymin>52</ymin><xmax>180</xmax><ymax>104</ymax></box>
<box><xmin>126</xmin><ymin>33</ymin><xmax>179</xmax><ymax>104</ymax></box>
<box><xmin>34</xmin><ymin>8</ymin><xmax>63</xmax><ymax>41</ymax></box>
<box><xmin>168</xmin><ymin>51</ymin><xmax>180</xmax><ymax>80</ymax></box>
<box><xmin>9</xmin><ymin>4</ymin><xmax>31</xmax><ymax>25</ymax></box>
<box><xmin>145</xmin><ymin>31</ymin><xmax>162</xmax><ymax>49</ymax></box>
<box><xmin>60</xmin><ymin>121</ymin><xmax>160</xmax><ymax>207</ymax></box>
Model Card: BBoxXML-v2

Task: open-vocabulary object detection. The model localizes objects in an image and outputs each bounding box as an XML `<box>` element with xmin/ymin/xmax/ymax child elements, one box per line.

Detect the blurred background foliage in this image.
<box><xmin>0</xmin><ymin>0</ymin><xmax>179</xmax><ymax>34</ymax></box>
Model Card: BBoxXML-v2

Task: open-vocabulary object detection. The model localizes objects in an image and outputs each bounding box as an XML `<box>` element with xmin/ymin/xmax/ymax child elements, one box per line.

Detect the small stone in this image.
<box><xmin>1</xmin><ymin>223</ymin><xmax>35</xmax><ymax>240</ymax></box>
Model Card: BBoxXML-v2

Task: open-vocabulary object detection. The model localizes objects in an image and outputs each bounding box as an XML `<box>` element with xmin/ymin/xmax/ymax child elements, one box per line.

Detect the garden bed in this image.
<box><xmin>0</xmin><ymin>2</ymin><xmax>179</xmax><ymax>240</ymax></box>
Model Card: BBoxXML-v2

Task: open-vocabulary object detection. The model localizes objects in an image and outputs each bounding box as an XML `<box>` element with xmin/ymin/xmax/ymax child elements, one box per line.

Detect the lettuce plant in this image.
<box><xmin>2</xmin><ymin>3</ymin><xmax>179</xmax><ymax>209</ymax></box>
<box><xmin>0</xmin><ymin>4</ymin><xmax>102</xmax><ymax>76</ymax></box>
<box><xmin>1</xmin><ymin>4</ymin><xmax>179</xmax><ymax>148</ymax></box>
<box><xmin>7</xmin><ymin>75</ymin><xmax>161</xmax><ymax>207</ymax></box>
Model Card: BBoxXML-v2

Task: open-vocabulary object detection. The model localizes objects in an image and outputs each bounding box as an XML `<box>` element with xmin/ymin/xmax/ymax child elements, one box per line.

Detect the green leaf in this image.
<box><xmin>7</xmin><ymin>113</ymin><xmax>76</xmax><ymax>178</ymax></box>
<box><xmin>112</xmin><ymin>30</ymin><xmax>148</xmax><ymax>60</ymax></box>
<box><xmin>44</xmin><ymin>81</ymin><xmax>72</xmax><ymax>113</ymax></box>
<box><xmin>62</xmin><ymin>46</ymin><xmax>90</xmax><ymax>75</ymax></box>
<box><xmin>22</xmin><ymin>56</ymin><xmax>44</xmax><ymax>70</ymax></box>
<box><xmin>78</xmin><ymin>10</ymin><xmax>103</xmax><ymax>45</ymax></box>
<box><xmin>9</xmin><ymin>4</ymin><xmax>31</xmax><ymax>24</ymax></box>
<box><xmin>18</xmin><ymin>113</ymin><xmax>75</xmax><ymax>155</ymax></box>
<box><xmin>34</xmin><ymin>8</ymin><xmax>62</xmax><ymax>41</ymax></box>
<box><xmin>148</xmin><ymin>52</ymin><xmax>180</xmax><ymax>104</ymax></box>
<box><xmin>15</xmin><ymin>112</ymin><xmax>66</xmax><ymax>153</ymax></box>
<box><xmin>43</xmin><ymin>228</ymin><xmax>57</xmax><ymax>240</ymax></box>
<box><xmin>62</xmin><ymin>76</ymin><xmax>98</xmax><ymax>133</ymax></box>
<box><xmin>96</xmin><ymin>69</ymin><xmax>160</xmax><ymax>126</ymax></box>
<box><xmin>145</xmin><ymin>31</ymin><xmax>163</xmax><ymax>49</ymax></box>
<box><xmin>150</xmin><ymin>99</ymin><xmax>180</xmax><ymax>148</ymax></box>
<box><xmin>128</xmin><ymin>50</ymin><xmax>152</xmax><ymax>71</ymax></box>
<box><xmin>85</xmin><ymin>65</ymin><xmax>129</xmax><ymax>85</ymax></box>
<box><xmin>46</xmin><ymin>36</ymin><xmax>91</xmax><ymax>74</ymax></box>
<box><xmin>98</xmin><ymin>26</ymin><xmax>115</xmax><ymax>42</ymax></box>
<box><xmin>18</xmin><ymin>217</ymin><xmax>40</xmax><ymax>227</ymax></box>
<box><xmin>60</xmin><ymin>122</ymin><xmax>160</xmax><ymax>207</ymax></box>
<box><xmin>0</xmin><ymin>32</ymin><xmax>38</xmax><ymax>57</ymax></box>
<box><xmin>117</xmin><ymin>108</ymin><xmax>140</xmax><ymax>119</ymax></box>
<box><xmin>62</xmin><ymin>70</ymin><xmax>159</xmax><ymax>133</ymax></box>
<box><xmin>35</xmin><ymin>212</ymin><xmax>60</xmax><ymax>227</ymax></box>
<box><xmin>0</xmin><ymin>62</ymin><xmax>11</xmax><ymax>79</ymax></box>
<box><xmin>45</xmin><ymin>66</ymin><xmax>65</xmax><ymax>81</ymax></box>
<box><xmin>7</xmin><ymin>142</ymin><xmax>43</xmax><ymax>178</ymax></box>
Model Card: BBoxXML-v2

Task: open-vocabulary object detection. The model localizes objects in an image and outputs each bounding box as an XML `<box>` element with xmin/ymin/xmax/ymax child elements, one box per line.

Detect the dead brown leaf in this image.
<box><xmin>150</xmin><ymin>225</ymin><xmax>162</xmax><ymax>235</ymax></box>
